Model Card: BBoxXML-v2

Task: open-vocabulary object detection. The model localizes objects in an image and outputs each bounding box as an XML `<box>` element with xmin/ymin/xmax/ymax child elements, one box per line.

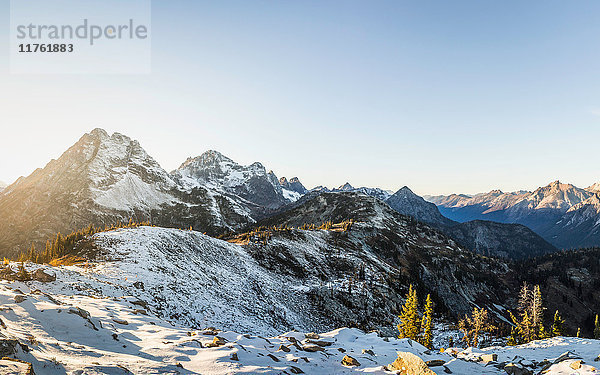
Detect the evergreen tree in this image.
<box><xmin>531</xmin><ymin>285</ymin><xmax>545</xmax><ymax>339</ymax></box>
<box><xmin>420</xmin><ymin>294</ymin><xmax>434</xmax><ymax>349</ymax></box>
<box><xmin>576</xmin><ymin>327</ymin><xmax>581</xmax><ymax>338</ymax></box>
<box><xmin>594</xmin><ymin>314</ymin><xmax>600</xmax><ymax>340</ymax></box>
<box><xmin>397</xmin><ymin>284</ymin><xmax>420</xmax><ymax>341</ymax></box>
<box><xmin>551</xmin><ymin>310</ymin><xmax>565</xmax><ymax>337</ymax></box>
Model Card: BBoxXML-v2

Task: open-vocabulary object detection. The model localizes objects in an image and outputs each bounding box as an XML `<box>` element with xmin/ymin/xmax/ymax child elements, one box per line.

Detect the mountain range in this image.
<box><xmin>425</xmin><ymin>181</ymin><xmax>600</xmax><ymax>249</ymax></box>
<box><xmin>0</xmin><ymin>128</ymin><xmax>563</xmax><ymax>261</ymax></box>
<box><xmin>1</xmin><ymin>128</ymin><xmax>600</xmax><ymax>341</ymax></box>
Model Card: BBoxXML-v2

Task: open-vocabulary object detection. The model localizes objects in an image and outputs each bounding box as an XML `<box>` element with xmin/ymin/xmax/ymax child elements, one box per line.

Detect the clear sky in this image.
<box><xmin>1</xmin><ymin>0</ymin><xmax>600</xmax><ymax>195</ymax></box>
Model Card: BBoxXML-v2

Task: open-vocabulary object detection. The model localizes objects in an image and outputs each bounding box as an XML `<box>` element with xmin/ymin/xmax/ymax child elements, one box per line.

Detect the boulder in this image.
<box><xmin>480</xmin><ymin>354</ymin><xmax>498</xmax><ymax>362</ymax></box>
<box><xmin>305</xmin><ymin>332</ymin><xmax>319</xmax><ymax>340</ymax></box>
<box><xmin>426</xmin><ymin>359</ymin><xmax>446</xmax><ymax>367</ymax></box>
<box><xmin>362</xmin><ymin>349</ymin><xmax>375</xmax><ymax>356</ymax></box>
<box><xmin>341</xmin><ymin>355</ymin><xmax>361</xmax><ymax>367</ymax></box>
<box><xmin>570</xmin><ymin>360</ymin><xmax>582</xmax><ymax>370</ymax></box>
<box><xmin>289</xmin><ymin>366</ymin><xmax>303</xmax><ymax>374</ymax></box>
<box><xmin>32</xmin><ymin>269</ymin><xmax>56</xmax><ymax>282</ymax></box>
<box><xmin>205</xmin><ymin>336</ymin><xmax>227</xmax><ymax>348</ymax></box>
<box><xmin>504</xmin><ymin>363</ymin><xmax>533</xmax><ymax>375</ymax></box>
<box><xmin>277</xmin><ymin>344</ymin><xmax>290</xmax><ymax>352</ymax></box>
<box><xmin>302</xmin><ymin>344</ymin><xmax>324</xmax><ymax>352</ymax></box>
<box><xmin>306</xmin><ymin>339</ymin><xmax>333</xmax><ymax>347</ymax></box>
<box><xmin>553</xmin><ymin>351</ymin><xmax>582</xmax><ymax>364</ymax></box>
<box><xmin>0</xmin><ymin>338</ymin><xmax>19</xmax><ymax>357</ymax></box>
<box><xmin>14</xmin><ymin>295</ymin><xmax>26</xmax><ymax>304</ymax></box>
<box><xmin>388</xmin><ymin>352</ymin><xmax>436</xmax><ymax>375</ymax></box>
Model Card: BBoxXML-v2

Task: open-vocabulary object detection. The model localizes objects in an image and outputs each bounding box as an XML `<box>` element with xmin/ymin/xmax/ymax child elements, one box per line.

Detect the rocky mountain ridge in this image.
<box><xmin>426</xmin><ymin>181</ymin><xmax>600</xmax><ymax>248</ymax></box>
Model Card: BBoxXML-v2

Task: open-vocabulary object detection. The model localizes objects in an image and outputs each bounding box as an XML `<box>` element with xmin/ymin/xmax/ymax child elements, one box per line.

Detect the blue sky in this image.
<box><xmin>1</xmin><ymin>0</ymin><xmax>600</xmax><ymax>195</ymax></box>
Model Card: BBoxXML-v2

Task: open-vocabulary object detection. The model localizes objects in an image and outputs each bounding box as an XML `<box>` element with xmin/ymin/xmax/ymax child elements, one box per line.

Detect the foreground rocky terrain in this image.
<box><xmin>1</xmin><ymin>255</ymin><xmax>599</xmax><ymax>374</ymax></box>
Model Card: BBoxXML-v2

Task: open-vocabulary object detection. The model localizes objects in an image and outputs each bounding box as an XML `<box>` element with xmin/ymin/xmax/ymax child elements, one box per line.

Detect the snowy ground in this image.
<box><xmin>1</xmin><ymin>227</ymin><xmax>599</xmax><ymax>374</ymax></box>
<box><xmin>2</xmin><ymin>273</ymin><xmax>600</xmax><ymax>374</ymax></box>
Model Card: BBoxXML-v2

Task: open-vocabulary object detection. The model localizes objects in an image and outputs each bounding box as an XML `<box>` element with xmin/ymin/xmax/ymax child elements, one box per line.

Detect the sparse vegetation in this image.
<box><xmin>17</xmin><ymin>220</ymin><xmax>150</xmax><ymax>264</ymax></box>
<box><xmin>458</xmin><ymin>307</ymin><xmax>495</xmax><ymax>347</ymax></box>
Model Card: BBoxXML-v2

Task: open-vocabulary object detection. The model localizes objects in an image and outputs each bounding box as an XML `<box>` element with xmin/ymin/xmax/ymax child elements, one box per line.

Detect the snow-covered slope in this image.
<box><xmin>2</xmin><ymin>261</ymin><xmax>599</xmax><ymax>374</ymax></box>
<box><xmin>0</xmin><ymin>180</ymin><xmax>7</xmax><ymax>192</ymax></box>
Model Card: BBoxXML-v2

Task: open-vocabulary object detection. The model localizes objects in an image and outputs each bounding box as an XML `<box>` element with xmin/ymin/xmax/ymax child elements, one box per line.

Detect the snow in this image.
<box><xmin>282</xmin><ymin>188</ymin><xmax>302</xmax><ymax>202</ymax></box>
<box><xmin>2</xmin><ymin>273</ymin><xmax>599</xmax><ymax>374</ymax></box>
<box><xmin>1</xmin><ymin>229</ymin><xmax>600</xmax><ymax>374</ymax></box>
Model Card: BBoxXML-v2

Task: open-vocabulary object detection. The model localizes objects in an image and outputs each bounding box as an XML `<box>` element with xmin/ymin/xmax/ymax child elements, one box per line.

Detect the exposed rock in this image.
<box><xmin>277</xmin><ymin>344</ymin><xmax>290</xmax><ymax>352</ymax></box>
<box><xmin>553</xmin><ymin>351</ymin><xmax>582</xmax><ymax>364</ymax></box>
<box><xmin>14</xmin><ymin>295</ymin><xmax>26</xmax><ymax>304</ymax></box>
<box><xmin>388</xmin><ymin>352</ymin><xmax>436</xmax><ymax>375</ymax></box>
<box><xmin>67</xmin><ymin>307</ymin><xmax>98</xmax><ymax>331</ymax></box>
<box><xmin>362</xmin><ymin>349</ymin><xmax>375</xmax><ymax>356</ymax></box>
<box><xmin>480</xmin><ymin>354</ymin><xmax>498</xmax><ymax>362</ymax></box>
<box><xmin>341</xmin><ymin>355</ymin><xmax>360</xmax><ymax>367</ymax></box>
<box><xmin>0</xmin><ymin>338</ymin><xmax>19</xmax><ymax>357</ymax></box>
<box><xmin>504</xmin><ymin>363</ymin><xmax>533</xmax><ymax>375</ymax></box>
<box><xmin>570</xmin><ymin>360</ymin><xmax>583</xmax><ymax>369</ymax></box>
<box><xmin>289</xmin><ymin>365</ymin><xmax>304</xmax><ymax>374</ymax></box>
<box><xmin>205</xmin><ymin>336</ymin><xmax>227</xmax><ymax>348</ymax></box>
<box><xmin>32</xmin><ymin>269</ymin><xmax>56</xmax><ymax>282</ymax></box>
<box><xmin>112</xmin><ymin>318</ymin><xmax>129</xmax><ymax>325</ymax></box>
<box><xmin>307</xmin><ymin>339</ymin><xmax>333</xmax><ymax>347</ymax></box>
<box><xmin>267</xmin><ymin>354</ymin><xmax>280</xmax><ymax>362</ymax></box>
<box><xmin>302</xmin><ymin>344</ymin><xmax>324</xmax><ymax>352</ymax></box>
<box><xmin>426</xmin><ymin>359</ymin><xmax>446</xmax><ymax>367</ymax></box>
<box><xmin>230</xmin><ymin>353</ymin><xmax>238</xmax><ymax>361</ymax></box>
<box><xmin>304</xmin><ymin>332</ymin><xmax>319</xmax><ymax>340</ymax></box>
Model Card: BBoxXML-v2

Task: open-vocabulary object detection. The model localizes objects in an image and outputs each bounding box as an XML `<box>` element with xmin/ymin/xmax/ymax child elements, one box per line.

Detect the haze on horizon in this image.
<box><xmin>1</xmin><ymin>1</ymin><xmax>600</xmax><ymax>196</ymax></box>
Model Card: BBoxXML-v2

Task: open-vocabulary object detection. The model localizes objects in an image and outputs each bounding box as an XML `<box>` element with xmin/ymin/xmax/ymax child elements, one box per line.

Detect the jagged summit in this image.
<box><xmin>172</xmin><ymin>150</ymin><xmax>304</xmax><ymax>209</ymax></box>
<box><xmin>279</xmin><ymin>176</ymin><xmax>307</xmax><ymax>195</ymax></box>
<box><xmin>338</xmin><ymin>182</ymin><xmax>354</xmax><ymax>191</ymax></box>
<box><xmin>586</xmin><ymin>182</ymin><xmax>600</xmax><ymax>193</ymax></box>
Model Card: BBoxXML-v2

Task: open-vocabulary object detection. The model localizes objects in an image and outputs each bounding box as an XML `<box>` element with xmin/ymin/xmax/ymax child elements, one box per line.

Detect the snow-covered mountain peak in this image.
<box><xmin>526</xmin><ymin>180</ymin><xmax>592</xmax><ymax>211</ymax></box>
<box><xmin>338</xmin><ymin>182</ymin><xmax>354</xmax><ymax>191</ymax></box>
<box><xmin>172</xmin><ymin>150</ymin><xmax>303</xmax><ymax>208</ymax></box>
<box><xmin>587</xmin><ymin>182</ymin><xmax>600</xmax><ymax>193</ymax></box>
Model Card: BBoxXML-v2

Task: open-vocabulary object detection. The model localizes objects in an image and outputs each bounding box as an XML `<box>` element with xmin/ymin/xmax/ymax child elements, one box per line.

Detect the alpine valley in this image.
<box><xmin>1</xmin><ymin>129</ymin><xmax>600</xmax><ymax>374</ymax></box>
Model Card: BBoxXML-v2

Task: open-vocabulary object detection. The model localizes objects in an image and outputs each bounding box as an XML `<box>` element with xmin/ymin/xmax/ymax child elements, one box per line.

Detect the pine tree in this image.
<box><xmin>576</xmin><ymin>327</ymin><xmax>581</xmax><ymax>338</ymax></box>
<box><xmin>420</xmin><ymin>294</ymin><xmax>434</xmax><ymax>349</ymax></box>
<box><xmin>397</xmin><ymin>284</ymin><xmax>420</xmax><ymax>341</ymax></box>
<box><xmin>531</xmin><ymin>285</ymin><xmax>545</xmax><ymax>340</ymax></box>
<box><xmin>551</xmin><ymin>310</ymin><xmax>565</xmax><ymax>337</ymax></box>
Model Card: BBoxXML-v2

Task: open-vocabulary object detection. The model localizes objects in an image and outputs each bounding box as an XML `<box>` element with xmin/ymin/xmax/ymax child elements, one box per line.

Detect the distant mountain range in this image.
<box><xmin>425</xmin><ymin>181</ymin><xmax>600</xmax><ymax>249</ymax></box>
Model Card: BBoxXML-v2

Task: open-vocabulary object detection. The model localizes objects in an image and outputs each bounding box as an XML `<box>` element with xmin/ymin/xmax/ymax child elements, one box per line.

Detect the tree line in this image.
<box><xmin>397</xmin><ymin>282</ymin><xmax>600</xmax><ymax>349</ymax></box>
